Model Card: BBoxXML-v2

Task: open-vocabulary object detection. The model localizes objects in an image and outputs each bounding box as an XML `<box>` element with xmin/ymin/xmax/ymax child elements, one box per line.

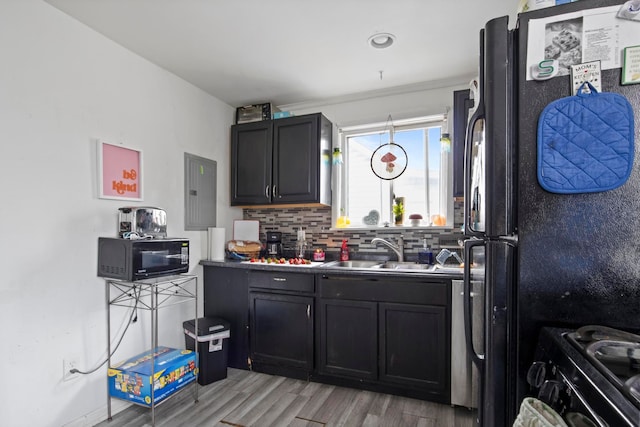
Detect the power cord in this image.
<box><xmin>70</xmin><ymin>284</ymin><xmax>140</xmax><ymax>375</ymax></box>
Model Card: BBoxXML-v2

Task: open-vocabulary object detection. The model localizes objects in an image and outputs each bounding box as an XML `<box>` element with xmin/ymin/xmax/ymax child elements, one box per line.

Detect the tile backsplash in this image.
<box><xmin>243</xmin><ymin>200</ymin><xmax>464</xmax><ymax>261</ymax></box>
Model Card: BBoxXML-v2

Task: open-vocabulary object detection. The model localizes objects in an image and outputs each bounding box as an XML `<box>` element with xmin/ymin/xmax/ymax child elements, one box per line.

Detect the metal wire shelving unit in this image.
<box><xmin>105</xmin><ymin>274</ymin><xmax>198</xmax><ymax>426</ymax></box>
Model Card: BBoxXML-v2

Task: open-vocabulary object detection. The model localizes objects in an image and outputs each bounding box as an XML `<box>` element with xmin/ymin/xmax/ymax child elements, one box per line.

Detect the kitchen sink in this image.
<box><xmin>322</xmin><ymin>260</ymin><xmax>465</xmax><ymax>274</ymax></box>
<box><xmin>372</xmin><ymin>261</ymin><xmax>437</xmax><ymax>271</ymax></box>
<box><xmin>323</xmin><ymin>260</ymin><xmax>383</xmax><ymax>269</ymax></box>
<box><xmin>323</xmin><ymin>260</ymin><xmax>441</xmax><ymax>272</ymax></box>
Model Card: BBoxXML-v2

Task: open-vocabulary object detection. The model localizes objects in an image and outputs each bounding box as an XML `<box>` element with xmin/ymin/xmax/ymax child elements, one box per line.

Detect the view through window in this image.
<box><xmin>336</xmin><ymin>115</ymin><xmax>451</xmax><ymax>228</ymax></box>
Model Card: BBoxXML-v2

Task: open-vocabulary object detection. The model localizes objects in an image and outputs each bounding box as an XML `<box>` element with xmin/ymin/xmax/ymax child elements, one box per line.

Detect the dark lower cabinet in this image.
<box><xmin>379</xmin><ymin>302</ymin><xmax>448</xmax><ymax>395</ymax></box>
<box><xmin>202</xmin><ymin>264</ymin><xmax>451</xmax><ymax>404</ymax></box>
<box><xmin>317</xmin><ymin>274</ymin><xmax>451</xmax><ymax>403</ymax></box>
<box><xmin>249</xmin><ymin>292</ymin><xmax>314</xmax><ymax>372</ymax></box>
<box><xmin>318</xmin><ymin>299</ymin><xmax>377</xmax><ymax>380</ymax></box>
<box><xmin>247</xmin><ymin>270</ymin><xmax>315</xmax><ymax>377</ymax></box>
<box><xmin>202</xmin><ymin>266</ymin><xmax>249</xmax><ymax>370</ymax></box>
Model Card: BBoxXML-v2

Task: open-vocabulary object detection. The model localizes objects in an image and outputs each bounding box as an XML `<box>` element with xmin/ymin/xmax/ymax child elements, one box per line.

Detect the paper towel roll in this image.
<box><xmin>208</xmin><ymin>227</ymin><xmax>226</xmax><ymax>261</ymax></box>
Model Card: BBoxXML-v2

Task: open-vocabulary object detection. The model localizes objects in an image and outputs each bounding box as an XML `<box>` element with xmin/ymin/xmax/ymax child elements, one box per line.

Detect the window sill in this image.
<box><xmin>329</xmin><ymin>225</ymin><xmax>454</xmax><ymax>232</ymax></box>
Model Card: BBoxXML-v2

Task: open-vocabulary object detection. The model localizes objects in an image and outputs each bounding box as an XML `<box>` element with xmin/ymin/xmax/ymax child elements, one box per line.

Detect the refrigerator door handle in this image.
<box><xmin>464</xmin><ymin>105</ymin><xmax>483</xmax><ymax>232</ymax></box>
<box><xmin>464</xmin><ymin>238</ymin><xmax>485</xmax><ymax>370</ymax></box>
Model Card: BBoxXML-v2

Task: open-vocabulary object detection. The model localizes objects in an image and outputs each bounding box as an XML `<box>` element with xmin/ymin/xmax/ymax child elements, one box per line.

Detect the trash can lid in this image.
<box><xmin>183</xmin><ymin>317</ymin><xmax>230</xmax><ymax>336</ymax></box>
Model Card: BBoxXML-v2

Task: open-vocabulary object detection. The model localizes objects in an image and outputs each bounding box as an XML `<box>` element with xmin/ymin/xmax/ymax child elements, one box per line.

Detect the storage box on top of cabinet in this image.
<box><xmin>231</xmin><ymin>113</ymin><xmax>332</xmax><ymax>206</ymax></box>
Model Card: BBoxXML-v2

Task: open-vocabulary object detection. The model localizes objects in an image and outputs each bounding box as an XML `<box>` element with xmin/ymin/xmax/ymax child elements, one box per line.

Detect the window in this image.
<box><xmin>334</xmin><ymin>115</ymin><xmax>452</xmax><ymax>228</ymax></box>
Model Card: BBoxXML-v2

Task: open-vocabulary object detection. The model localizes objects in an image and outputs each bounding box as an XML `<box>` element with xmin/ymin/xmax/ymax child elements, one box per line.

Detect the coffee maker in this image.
<box><xmin>266</xmin><ymin>231</ymin><xmax>283</xmax><ymax>257</ymax></box>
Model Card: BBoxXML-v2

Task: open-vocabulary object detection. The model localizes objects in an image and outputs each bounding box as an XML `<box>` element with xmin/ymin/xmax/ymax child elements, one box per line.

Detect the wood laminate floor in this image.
<box><xmin>95</xmin><ymin>368</ymin><xmax>476</xmax><ymax>427</ymax></box>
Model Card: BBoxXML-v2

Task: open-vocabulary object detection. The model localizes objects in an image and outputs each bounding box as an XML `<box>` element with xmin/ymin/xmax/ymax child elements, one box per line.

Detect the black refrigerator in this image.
<box><xmin>463</xmin><ymin>1</ymin><xmax>640</xmax><ymax>426</ymax></box>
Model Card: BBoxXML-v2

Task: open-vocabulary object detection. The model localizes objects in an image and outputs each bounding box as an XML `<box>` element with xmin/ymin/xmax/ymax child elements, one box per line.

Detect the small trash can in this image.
<box><xmin>183</xmin><ymin>317</ymin><xmax>231</xmax><ymax>385</ymax></box>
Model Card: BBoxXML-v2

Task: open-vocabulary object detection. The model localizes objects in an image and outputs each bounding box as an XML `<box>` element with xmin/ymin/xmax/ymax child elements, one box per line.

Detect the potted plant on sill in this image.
<box><xmin>393</xmin><ymin>197</ymin><xmax>405</xmax><ymax>226</ymax></box>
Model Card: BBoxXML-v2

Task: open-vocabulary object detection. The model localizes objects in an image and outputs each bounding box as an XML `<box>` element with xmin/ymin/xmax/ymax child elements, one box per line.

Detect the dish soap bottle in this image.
<box><xmin>340</xmin><ymin>239</ymin><xmax>349</xmax><ymax>261</ymax></box>
<box><xmin>418</xmin><ymin>238</ymin><xmax>433</xmax><ymax>265</ymax></box>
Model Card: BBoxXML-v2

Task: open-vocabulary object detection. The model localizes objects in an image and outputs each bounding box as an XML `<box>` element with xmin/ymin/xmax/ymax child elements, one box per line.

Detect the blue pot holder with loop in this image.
<box><xmin>537</xmin><ymin>82</ymin><xmax>634</xmax><ymax>194</ymax></box>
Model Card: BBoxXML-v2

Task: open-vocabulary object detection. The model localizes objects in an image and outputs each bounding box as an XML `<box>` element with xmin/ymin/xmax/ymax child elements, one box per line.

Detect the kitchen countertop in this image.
<box><xmin>199</xmin><ymin>259</ymin><xmax>465</xmax><ymax>279</ymax></box>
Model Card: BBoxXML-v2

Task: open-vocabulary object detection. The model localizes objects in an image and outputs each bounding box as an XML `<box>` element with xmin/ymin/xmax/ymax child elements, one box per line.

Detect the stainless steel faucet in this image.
<box><xmin>371</xmin><ymin>235</ymin><xmax>404</xmax><ymax>262</ymax></box>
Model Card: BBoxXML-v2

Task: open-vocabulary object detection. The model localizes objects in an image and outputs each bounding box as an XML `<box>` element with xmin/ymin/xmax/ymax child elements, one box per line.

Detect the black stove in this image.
<box><xmin>527</xmin><ymin>326</ymin><xmax>640</xmax><ymax>426</ymax></box>
<box><xmin>567</xmin><ymin>325</ymin><xmax>640</xmax><ymax>409</ymax></box>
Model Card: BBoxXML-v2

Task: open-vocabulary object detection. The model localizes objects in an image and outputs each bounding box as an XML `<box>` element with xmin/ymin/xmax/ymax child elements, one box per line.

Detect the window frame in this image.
<box><xmin>333</xmin><ymin>114</ymin><xmax>453</xmax><ymax>230</ymax></box>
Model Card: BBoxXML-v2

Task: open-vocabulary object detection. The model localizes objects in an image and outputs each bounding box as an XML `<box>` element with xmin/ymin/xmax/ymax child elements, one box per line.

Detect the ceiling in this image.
<box><xmin>44</xmin><ymin>0</ymin><xmax>518</xmax><ymax>108</ymax></box>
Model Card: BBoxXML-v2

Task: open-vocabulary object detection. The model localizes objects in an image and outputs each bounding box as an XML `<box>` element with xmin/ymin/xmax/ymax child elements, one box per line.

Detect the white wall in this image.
<box><xmin>0</xmin><ymin>1</ymin><xmax>240</xmax><ymax>426</ymax></box>
<box><xmin>279</xmin><ymin>82</ymin><xmax>470</xmax><ymax>129</ymax></box>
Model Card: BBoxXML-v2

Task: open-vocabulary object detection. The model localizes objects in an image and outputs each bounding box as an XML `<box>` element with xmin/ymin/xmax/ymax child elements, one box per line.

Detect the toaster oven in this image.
<box><xmin>235</xmin><ymin>103</ymin><xmax>275</xmax><ymax>124</ymax></box>
<box><xmin>118</xmin><ymin>207</ymin><xmax>167</xmax><ymax>238</ymax></box>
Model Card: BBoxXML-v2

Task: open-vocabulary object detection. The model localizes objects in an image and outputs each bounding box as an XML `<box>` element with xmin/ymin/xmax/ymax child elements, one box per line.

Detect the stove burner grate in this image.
<box><xmin>567</xmin><ymin>325</ymin><xmax>640</xmax><ymax>410</ymax></box>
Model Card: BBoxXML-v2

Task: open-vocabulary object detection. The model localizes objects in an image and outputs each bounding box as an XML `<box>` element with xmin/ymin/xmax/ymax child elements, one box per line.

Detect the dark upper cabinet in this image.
<box><xmin>453</xmin><ymin>89</ymin><xmax>473</xmax><ymax>198</ymax></box>
<box><xmin>231</xmin><ymin>113</ymin><xmax>332</xmax><ymax>206</ymax></box>
<box><xmin>230</xmin><ymin>120</ymin><xmax>273</xmax><ymax>205</ymax></box>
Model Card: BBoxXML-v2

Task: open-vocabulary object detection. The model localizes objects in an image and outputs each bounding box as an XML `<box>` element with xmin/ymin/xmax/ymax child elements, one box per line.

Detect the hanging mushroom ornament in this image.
<box><xmin>370</xmin><ymin>141</ymin><xmax>407</xmax><ymax>180</ymax></box>
<box><xmin>380</xmin><ymin>152</ymin><xmax>397</xmax><ymax>173</ymax></box>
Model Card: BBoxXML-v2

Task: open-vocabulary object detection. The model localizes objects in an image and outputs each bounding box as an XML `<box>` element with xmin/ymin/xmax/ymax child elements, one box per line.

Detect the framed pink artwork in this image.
<box><xmin>98</xmin><ymin>141</ymin><xmax>143</xmax><ymax>201</ymax></box>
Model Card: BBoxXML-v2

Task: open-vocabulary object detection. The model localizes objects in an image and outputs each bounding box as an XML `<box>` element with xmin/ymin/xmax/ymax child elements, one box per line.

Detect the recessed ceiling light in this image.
<box><xmin>368</xmin><ymin>33</ymin><xmax>396</xmax><ymax>49</ymax></box>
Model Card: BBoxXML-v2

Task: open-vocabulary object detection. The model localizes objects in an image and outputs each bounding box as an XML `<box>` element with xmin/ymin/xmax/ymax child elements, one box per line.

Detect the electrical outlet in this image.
<box><xmin>63</xmin><ymin>358</ymin><xmax>80</xmax><ymax>382</ymax></box>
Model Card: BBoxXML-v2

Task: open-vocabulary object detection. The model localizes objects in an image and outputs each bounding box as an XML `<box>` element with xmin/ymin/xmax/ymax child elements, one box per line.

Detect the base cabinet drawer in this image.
<box><xmin>249</xmin><ymin>270</ymin><xmax>314</xmax><ymax>293</ymax></box>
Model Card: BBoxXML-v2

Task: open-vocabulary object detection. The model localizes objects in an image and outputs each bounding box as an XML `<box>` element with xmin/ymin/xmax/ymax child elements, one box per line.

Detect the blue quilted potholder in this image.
<box><xmin>537</xmin><ymin>82</ymin><xmax>634</xmax><ymax>194</ymax></box>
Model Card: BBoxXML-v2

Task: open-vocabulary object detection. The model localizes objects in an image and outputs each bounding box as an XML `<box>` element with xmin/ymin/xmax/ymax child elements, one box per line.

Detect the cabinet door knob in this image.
<box><xmin>273</xmin><ymin>277</ymin><xmax>286</xmax><ymax>282</ymax></box>
<box><xmin>307</xmin><ymin>304</ymin><xmax>310</xmax><ymax>318</ymax></box>
<box><xmin>273</xmin><ymin>185</ymin><xmax>278</xmax><ymax>198</ymax></box>
<box><xmin>265</xmin><ymin>186</ymin><xmax>270</xmax><ymax>198</ymax></box>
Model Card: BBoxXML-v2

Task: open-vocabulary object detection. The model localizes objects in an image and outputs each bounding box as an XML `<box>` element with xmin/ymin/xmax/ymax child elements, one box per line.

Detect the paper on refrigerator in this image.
<box><xmin>526</xmin><ymin>5</ymin><xmax>639</xmax><ymax>81</ymax></box>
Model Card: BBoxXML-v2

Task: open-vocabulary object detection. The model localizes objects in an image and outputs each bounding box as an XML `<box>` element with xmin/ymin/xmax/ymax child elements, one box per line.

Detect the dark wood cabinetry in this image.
<box><xmin>317</xmin><ymin>298</ymin><xmax>377</xmax><ymax>380</ymax></box>
<box><xmin>249</xmin><ymin>292</ymin><xmax>313</xmax><ymax>371</ymax></box>
<box><xmin>317</xmin><ymin>274</ymin><xmax>451</xmax><ymax>402</ymax></box>
<box><xmin>379</xmin><ymin>302</ymin><xmax>448</xmax><ymax>394</ymax></box>
<box><xmin>231</xmin><ymin>113</ymin><xmax>332</xmax><ymax>206</ymax></box>
<box><xmin>230</xmin><ymin>120</ymin><xmax>272</xmax><ymax>205</ymax></box>
<box><xmin>203</xmin><ymin>266</ymin><xmax>249</xmax><ymax>370</ymax></box>
<box><xmin>453</xmin><ymin>89</ymin><xmax>473</xmax><ymax>198</ymax></box>
<box><xmin>202</xmin><ymin>263</ymin><xmax>453</xmax><ymax>404</ymax></box>
<box><xmin>248</xmin><ymin>271</ymin><xmax>314</xmax><ymax>377</ymax></box>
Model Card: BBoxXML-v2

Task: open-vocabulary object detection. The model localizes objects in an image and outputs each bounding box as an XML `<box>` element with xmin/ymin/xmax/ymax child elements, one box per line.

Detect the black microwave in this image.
<box><xmin>98</xmin><ymin>237</ymin><xmax>189</xmax><ymax>281</ymax></box>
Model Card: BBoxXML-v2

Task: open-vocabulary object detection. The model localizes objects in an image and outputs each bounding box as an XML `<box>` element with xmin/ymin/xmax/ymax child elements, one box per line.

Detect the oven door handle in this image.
<box><xmin>556</xmin><ymin>369</ymin><xmax>609</xmax><ymax>427</ymax></box>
